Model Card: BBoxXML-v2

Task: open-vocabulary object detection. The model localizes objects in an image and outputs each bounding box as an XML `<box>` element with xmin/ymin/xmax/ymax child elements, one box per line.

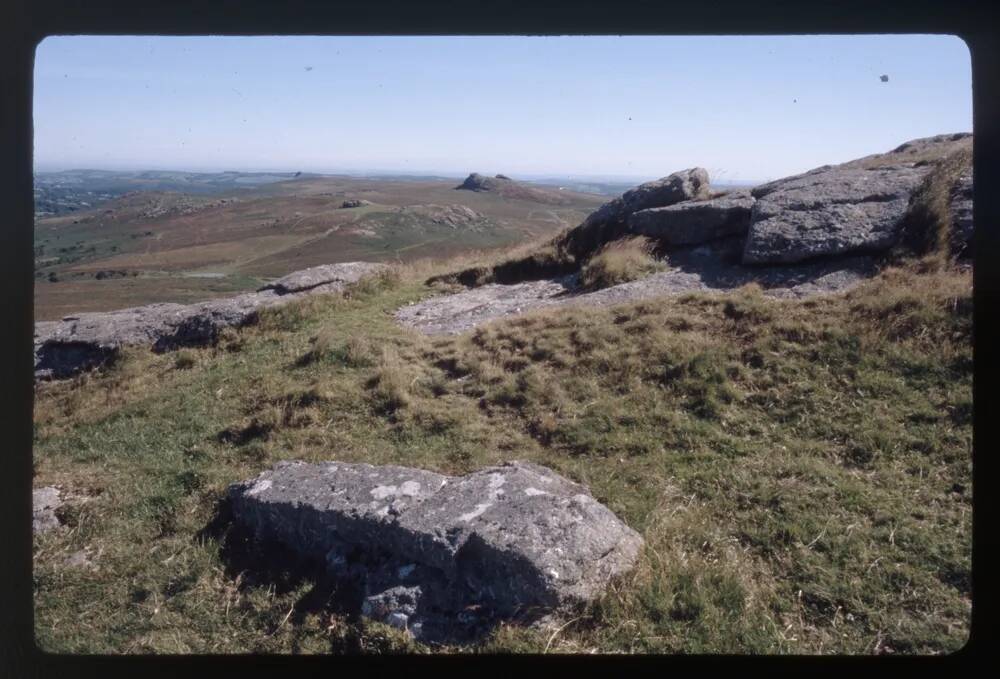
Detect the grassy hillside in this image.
<box><xmin>32</xmin><ymin>256</ymin><xmax>972</xmax><ymax>654</ymax></box>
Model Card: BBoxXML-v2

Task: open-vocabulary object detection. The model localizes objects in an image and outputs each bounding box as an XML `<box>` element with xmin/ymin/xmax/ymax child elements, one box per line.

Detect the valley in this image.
<box><xmin>33</xmin><ymin>172</ymin><xmax>605</xmax><ymax>319</ymax></box>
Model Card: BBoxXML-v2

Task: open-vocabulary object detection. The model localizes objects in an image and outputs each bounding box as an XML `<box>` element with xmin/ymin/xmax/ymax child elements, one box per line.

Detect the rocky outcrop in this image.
<box><xmin>34</xmin><ymin>262</ymin><xmax>387</xmax><ymax>380</ymax></box>
<box><xmin>882</xmin><ymin>133</ymin><xmax>972</xmax><ymax>160</ymax></box>
<box><xmin>398</xmin><ymin>240</ymin><xmax>877</xmax><ymax>336</ymax></box>
<box><xmin>560</xmin><ymin>168</ymin><xmax>711</xmax><ymax>257</ymax></box>
<box><xmin>949</xmin><ymin>172</ymin><xmax>973</xmax><ymax>256</ymax></box>
<box><xmin>457</xmin><ymin>173</ymin><xmax>513</xmax><ymax>193</ymax></box>
<box><xmin>227</xmin><ymin>460</ymin><xmax>643</xmax><ymax>642</ymax></box>
<box><xmin>393</xmin><ymin>204</ymin><xmax>486</xmax><ymax>228</ymax></box>
<box><xmin>742</xmin><ymin>164</ymin><xmax>931</xmax><ymax>264</ymax></box>
<box><xmin>33</xmin><ymin>293</ymin><xmax>274</xmax><ymax>379</ymax></box>
<box><xmin>403</xmin><ymin>135</ymin><xmax>972</xmax><ymax>335</ymax></box>
<box><xmin>340</xmin><ymin>199</ymin><xmax>372</xmax><ymax>208</ymax></box>
<box><xmin>455</xmin><ymin>173</ymin><xmax>570</xmax><ymax>205</ymax></box>
<box><xmin>627</xmin><ymin>190</ymin><xmax>755</xmax><ymax>246</ymax></box>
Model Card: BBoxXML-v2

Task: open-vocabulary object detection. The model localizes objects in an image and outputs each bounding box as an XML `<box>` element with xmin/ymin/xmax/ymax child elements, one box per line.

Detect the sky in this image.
<box><xmin>33</xmin><ymin>35</ymin><xmax>972</xmax><ymax>182</ymax></box>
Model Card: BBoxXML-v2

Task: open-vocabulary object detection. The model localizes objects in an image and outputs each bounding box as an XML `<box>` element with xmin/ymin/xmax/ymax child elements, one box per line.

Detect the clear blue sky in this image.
<box><xmin>33</xmin><ymin>35</ymin><xmax>972</xmax><ymax>182</ymax></box>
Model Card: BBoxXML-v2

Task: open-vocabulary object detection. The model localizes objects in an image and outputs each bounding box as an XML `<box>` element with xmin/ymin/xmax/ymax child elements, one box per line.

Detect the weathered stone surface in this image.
<box><xmin>397</xmin><ymin>278</ymin><xmax>574</xmax><ymax>336</ymax></box>
<box><xmin>743</xmin><ymin>165</ymin><xmax>930</xmax><ymax>264</ymax></box>
<box><xmin>33</xmin><ymin>486</ymin><xmax>62</xmax><ymax>534</ymax></box>
<box><xmin>627</xmin><ymin>190</ymin><xmax>754</xmax><ymax>246</ymax></box>
<box><xmin>227</xmin><ymin>460</ymin><xmax>643</xmax><ymax>641</ymax></box>
<box><xmin>397</xmin><ymin>241</ymin><xmax>876</xmax><ymax>336</ymax></box>
<box><xmin>886</xmin><ymin>133</ymin><xmax>972</xmax><ymax>158</ymax></box>
<box><xmin>259</xmin><ymin>261</ymin><xmax>387</xmax><ymax>295</ymax></box>
<box><xmin>33</xmin><ymin>292</ymin><xmax>278</xmax><ymax>379</ymax></box>
<box><xmin>949</xmin><ymin>172</ymin><xmax>973</xmax><ymax>256</ymax></box>
<box><xmin>562</xmin><ymin>168</ymin><xmax>711</xmax><ymax>257</ymax></box>
<box><xmin>34</xmin><ymin>262</ymin><xmax>387</xmax><ymax>380</ymax></box>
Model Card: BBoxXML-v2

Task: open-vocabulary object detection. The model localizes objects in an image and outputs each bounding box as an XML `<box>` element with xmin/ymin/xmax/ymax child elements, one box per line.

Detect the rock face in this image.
<box><xmin>456</xmin><ymin>173</ymin><xmax>514</xmax><ymax>192</ymax></box>
<box><xmin>34</xmin><ymin>262</ymin><xmax>387</xmax><ymax>380</ymax></box>
<box><xmin>742</xmin><ymin>165</ymin><xmax>930</xmax><ymax>265</ymax></box>
<box><xmin>627</xmin><ymin>190</ymin><xmax>755</xmax><ymax>246</ymax></box>
<box><xmin>949</xmin><ymin>172</ymin><xmax>973</xmax><ymax>256</ymax></box>
<box><xmin>561</xmin><ymin>168</ymin><xmax>711</xmax><ymax>257</ymax></box>
<box><xmin>33</xmin><ymin>487</ymin><xmax>63</xmax><ymax>534</ymax></box>
<box><xmin>227</xmin><ymin>460</ymin><xmax>644</xmax><ymax>642</ymax></box>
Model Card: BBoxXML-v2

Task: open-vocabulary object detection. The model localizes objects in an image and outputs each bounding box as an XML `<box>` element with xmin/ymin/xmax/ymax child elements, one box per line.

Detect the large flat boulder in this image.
<box><xmin>561</xmin><ymin>168</ymin><xmax>711</xmax><ymax>257</ymax></box>
<box><xmin>259</xmin><ymin>261</ymin><xmax>387</xmax><ymax>295</ymax></box>
<box><xmin>227</xmin><ymin>460</ymin><xmax>643</xmax><ymax>642</ymax></box>
<box><xmin>34</xmin><ymin>262</ymin><xmax>387</xmax><ymax>380</ymax></box>
<box><xmin>627</xmin><ymin>190</ymin><xmax>754</xmax><ymax>246</ymax></box>
<box><xmin>395</xmin><ymin>277</ymin><xmax>574</xmax><ymax>336</ymax></box>
<box><xmin>742</xmin><ymin>164</ymin><xmax>930</xmax><ymax>264</ymax></box>
<box><xmin>33</xmin><ymin>292</ymin><xmax>280</xmax><ymax>380</ymax></box>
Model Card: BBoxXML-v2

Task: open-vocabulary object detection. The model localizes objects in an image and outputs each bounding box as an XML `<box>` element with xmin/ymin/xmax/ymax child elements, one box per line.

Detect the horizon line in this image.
<box><xmin>32</xmin><ymin>165</ymin><xmax>769</xmax><ymax>185</ymax></box>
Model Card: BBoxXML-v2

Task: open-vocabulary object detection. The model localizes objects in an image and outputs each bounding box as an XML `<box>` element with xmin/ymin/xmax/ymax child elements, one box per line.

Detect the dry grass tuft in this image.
<box><xmin>899</xmin><ymin>146</ymin><xmax>973</xmax><ymax>264</ymax></box>
<box><xmin>368</xmin><ymin>345</ymin><xmax>413</xmax><ymax>414</ymax></box>
<box><xmin>578</xmin><ymin>237</ymin><xmax>666</xmax><ymax>291</ymax></box>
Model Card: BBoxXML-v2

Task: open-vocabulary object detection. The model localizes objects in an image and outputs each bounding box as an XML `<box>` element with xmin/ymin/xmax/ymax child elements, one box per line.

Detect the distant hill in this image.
<box><xmin>33</xmin><ymin>169</ymin><xmax>318</xmax><ymax>217</ymax></box>
<box><xmin>455</xmin><ymin>173</ymin><xmax>576</xmax><ymax>205</ymax></box>
<box><xmin>32</xmin><ymin>174</ymin><xmax>604</xmax><ymax>320</ymax></box>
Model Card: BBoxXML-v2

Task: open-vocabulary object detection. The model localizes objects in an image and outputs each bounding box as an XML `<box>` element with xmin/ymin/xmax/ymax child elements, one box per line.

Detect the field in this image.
<box><xmin>32</xmin><ymin>256</ymin><xmax>972</xmax><ymax>654</ymax></box>
<box><xmin>33</xmin><ymin>174</ymin><xmax>603</xmax><ymax>320</ymax></box>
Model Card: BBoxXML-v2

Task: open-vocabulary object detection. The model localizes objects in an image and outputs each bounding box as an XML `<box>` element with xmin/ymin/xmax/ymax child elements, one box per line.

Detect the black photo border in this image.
<box><xmin>2</xmin><ymin>0</ymin><xmax>996</xmax><ymax>674</ymax></box>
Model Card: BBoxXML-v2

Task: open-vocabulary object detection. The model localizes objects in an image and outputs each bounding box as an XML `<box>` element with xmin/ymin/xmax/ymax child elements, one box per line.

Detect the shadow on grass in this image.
<box><xmin>198</xmin><ymin>498</ymin><xmax>367</xmax><ymax>647</ymax></box>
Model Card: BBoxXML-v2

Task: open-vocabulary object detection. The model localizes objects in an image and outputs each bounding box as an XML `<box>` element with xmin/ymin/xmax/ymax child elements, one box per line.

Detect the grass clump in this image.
<box><xmin>900</xmin><ymin>146</ymin><xmax>973</xmax><ymax>264</ymax></box>
<box><xmin>368</xmin><ymin>345</ymin><xmax>413</xmax><ymax>415</ymax></box>
<box><xmin>297</xmin><ymin>330</ymin><xmax>374</xmax><ymax>368</ymax></box>
<box><xmin>345</xmin><ymin>266</ymin><xmax>403</xmax><ymax>299</ymax></box>
<box><xmin>173</xmin><ymin>351</ymin><xmax>197</xmax><ymax>370</ymax></box>
<box><xmin>578</xmin><ymin>237</ymin><xmax>666</xmax><ymax>291</ymax></box>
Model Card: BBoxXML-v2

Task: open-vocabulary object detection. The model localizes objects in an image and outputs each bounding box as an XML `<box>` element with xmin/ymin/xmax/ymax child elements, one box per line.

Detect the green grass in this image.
<box><xmin>32</xmin><ymin>260</ymin><xmax>972</xmax><ymax>654</ymax></box>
